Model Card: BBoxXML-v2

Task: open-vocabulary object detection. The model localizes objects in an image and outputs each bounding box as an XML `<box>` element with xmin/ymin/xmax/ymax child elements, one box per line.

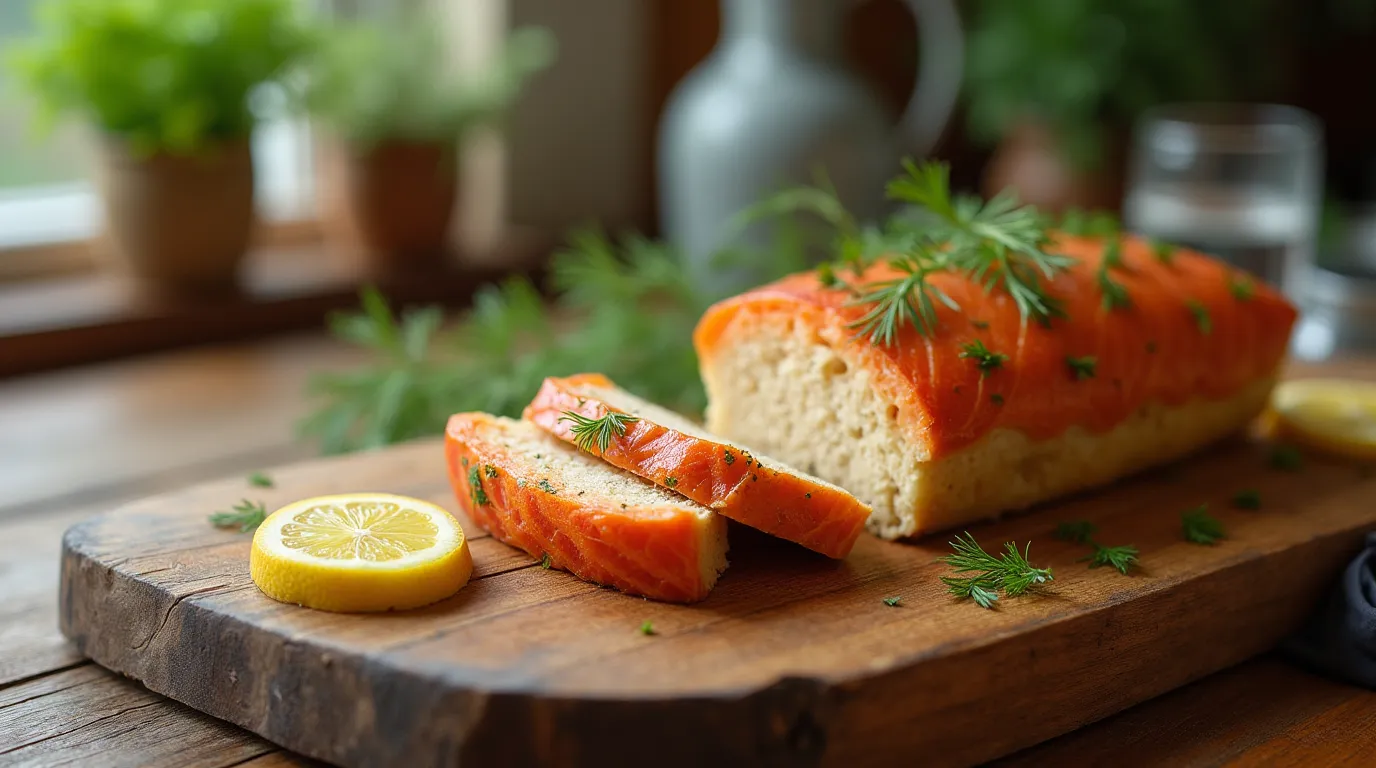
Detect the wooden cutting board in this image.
<box><xmin>59</xmin><ymin>435</ymin><xmax>1376</xmax><ymax>768</ymax></box>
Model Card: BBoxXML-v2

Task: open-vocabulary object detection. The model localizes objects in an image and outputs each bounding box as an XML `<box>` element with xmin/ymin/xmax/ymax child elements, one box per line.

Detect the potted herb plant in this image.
<box><xmin>306</xmin><ymin>16</ymin><xmax>554</xmax><ymax>274</ymax></box>
<box><xmin>8</xmin><ymin>0</ymin><xmax>311</xmax><ymax>295</ymax></box>
<box><xmin>963</xmin><ymin>0</ymin><xmax>1274</xmax><ymax>212</ymax></box>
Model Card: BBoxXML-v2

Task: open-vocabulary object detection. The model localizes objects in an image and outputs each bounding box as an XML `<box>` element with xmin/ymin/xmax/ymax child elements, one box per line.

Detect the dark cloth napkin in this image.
<box><xmin>1281</xmin><ymin>531</ymin><xmax>1376</xmax><ymax>688</ymax></box>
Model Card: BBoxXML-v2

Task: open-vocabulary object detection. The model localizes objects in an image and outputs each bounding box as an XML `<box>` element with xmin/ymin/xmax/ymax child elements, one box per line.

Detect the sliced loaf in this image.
<box><xmin>445</xmin><ymin>412</ymin><xmax>728</xmax><ymax>603</ymax></box>
<box><xmin>523</xmin><ymin>374</ymin><xmax>872</xmax><ymax>559</ymax></box>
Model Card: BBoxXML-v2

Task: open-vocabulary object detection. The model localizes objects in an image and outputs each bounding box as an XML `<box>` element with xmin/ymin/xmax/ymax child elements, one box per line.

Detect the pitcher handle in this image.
<box><xmin>895</xmin><ymin>0</ymin><xmax>963</xmax><ymax>156</ymax></box>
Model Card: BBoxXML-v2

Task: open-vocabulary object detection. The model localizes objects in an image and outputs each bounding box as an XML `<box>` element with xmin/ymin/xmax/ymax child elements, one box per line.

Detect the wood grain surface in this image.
<box><xmin>57</xmin><ymin>430</ymin><xmax>1376</xmax><ymax>768</ymax></box>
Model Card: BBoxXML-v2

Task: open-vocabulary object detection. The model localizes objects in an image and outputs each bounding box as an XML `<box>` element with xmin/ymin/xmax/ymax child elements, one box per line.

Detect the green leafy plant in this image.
<box><xmin>963</xmin><ymin>0</ymin><xmax>1277</xmax><ymax>167</ymax></box>
<box><xmin>299</xmin><ymin>230</ymin><xmax>775</xmax><ymax>455</ymax></box>
<box><xmin>209</xmin><ymin>499</ymin><xmax>267</xmax><ymax>532</ymax></box>
<box><xmin>8</xmin><ymin>0</ymin><xmax>312</xmax><ymax>154</ymax></box>
<box><xmin>305</xmin><ymin>14</ymin><xmax>554</xmax><ymax>145</ymax></box>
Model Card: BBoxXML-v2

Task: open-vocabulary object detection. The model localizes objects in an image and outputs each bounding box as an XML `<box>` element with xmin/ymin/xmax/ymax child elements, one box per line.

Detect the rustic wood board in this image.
<box><xmin>59</xmin><ymin>436</ymin><xmax>1376</xmax><ymax>768</ymax></box>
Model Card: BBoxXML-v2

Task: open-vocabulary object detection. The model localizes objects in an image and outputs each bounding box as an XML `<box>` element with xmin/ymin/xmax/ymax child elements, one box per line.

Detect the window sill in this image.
<box><xmin>0</xmin><ymin>230</ymin><xmax>552</xmax><ymax>378</ymax></box>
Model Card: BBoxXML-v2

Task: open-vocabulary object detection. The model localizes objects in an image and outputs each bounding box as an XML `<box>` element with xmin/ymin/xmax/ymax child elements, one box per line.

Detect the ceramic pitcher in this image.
<box><xmin>658</xmin><ymin>0</ymin><xmax>962</xmax><ymax>290</ymax></box>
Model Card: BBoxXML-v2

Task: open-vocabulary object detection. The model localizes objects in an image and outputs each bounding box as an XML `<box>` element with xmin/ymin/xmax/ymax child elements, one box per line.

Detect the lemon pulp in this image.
<box><xmin>279</xmin><ymin>499</ymin><xmax>439</xmax><ymax>560</ymax></box>
<box><xmin>1271</xmin><ymin>379</ymin><xmax>1376</xmax><ymax>461</ymax></box>
<box><xmin>250</xmin><ymin>493</ymin><xmax>472</xmax><ymax>613</ymax></box>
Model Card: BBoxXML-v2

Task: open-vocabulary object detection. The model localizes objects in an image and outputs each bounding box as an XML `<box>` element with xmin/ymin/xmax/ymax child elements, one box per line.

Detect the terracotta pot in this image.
<box><xmin>982</xmin><ymin>120</ymin><xmax>1124</xmax><ymax>214</ymax></box>
<box><xmin>330</xmin><ymin>140</ymin><xmax>458</xmax><ymax>273</ymax></box>
<box><xmin>95</xmin><ymin>138</ymin><xmax>254</xmax><ymax>295</ymax></box>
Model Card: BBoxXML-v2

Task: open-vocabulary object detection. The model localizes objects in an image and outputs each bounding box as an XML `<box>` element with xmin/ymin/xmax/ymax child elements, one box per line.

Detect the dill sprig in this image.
<box><xmin>1066</xmin><ymin>356</ymin><xmax>1097</xmax><ymax>380</ymax></box>
<box><xmin>1081</xmin><ymin>543</ymin><xmax>1140</xmax><ymax>575</ymax></box>
<box><xmin>887</xmin><ymin>161</ymin><xmax>1076</xmax><ymax>328</ymax></box>
<box><xmin>209</xmin><ymin>499</ymin><xmax>267</xmax><ymax>533</ymax></box>
<box><xmin>247</xmin><ymin>472</ymin><xmax>274</xmax><ymax>488</ymax></box>
<box><xmin>1182</xmin><ymin>504</ymin><xmax>1225</xmax><ymax>545</ymax></box>
<box><xmin>1232</xmin><ymin>489</ymin><xmax>1262</xmax><ymax>510</ymax></box>
<box><xmin>846</xmin><ymin>251</ymin><xmax>958</xmax><ymax>345</ymax></box>
<box><xmin>1096</xmin><ymin>242</ymin><xmax>1132</xmax><ymax>311</ymax></box>
<box><xmin>882</xmin><ymin>596</ymin><xmax>902</xmax><ymax>607</ymax></box>
<box><xmin>939</xmin><ymin>532</ymin><xmax>1053</xmax><ymax>609</ymax></box>
<box><xmin>559</xmin><ymin>410</ymin><xmax>640</xmax><ymax>455</ymax></box>
<box><xmin>1053</xmin><ymin>520</ymin><xmax>1097</xmax><ymax>544</ymax></box>
<box><xmin>958</xmin><ymin>339</ymin><xmax>1008</xmax><ymax>376</ymax></box>
<box><xmin>1269</xmin><ymin>444</ymin><xmax>1304</xmax><ymax>471</ymax></box>
<box><xmin>1229</xmin><ymin>274</ymin><xmax>1255</xmax><ymax>301</ymax></box>
<box><xmin>1187</xmin><ymin>300</ymin><xmax>1213</xmax><ymax>335</ymax></box>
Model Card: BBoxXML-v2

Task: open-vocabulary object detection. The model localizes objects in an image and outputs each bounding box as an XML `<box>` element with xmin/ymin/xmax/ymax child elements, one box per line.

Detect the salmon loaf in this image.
<box><xmin>445</xmin><ymin>413</ymin><xmax>728</xmax><ymax>602</ymax></box>
<box><xmin>525</xmin><ymin>373</ymin><xmax>872</xmax><ymax>558</ymax></box>
<box><xmin>694</xmin><ymin>234</ymin><xmax>1298</xmax><ymax>539</ymax></box>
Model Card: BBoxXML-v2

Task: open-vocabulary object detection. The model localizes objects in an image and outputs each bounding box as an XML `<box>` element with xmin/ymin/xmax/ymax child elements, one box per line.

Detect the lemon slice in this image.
<box><xmin>250</xmin><ymin>493</ymin><xmax>472</xmax><ymax>612</ymax></box>
<box><xmin>1270</xmin><ymin>379</ymin><xmax>1376</xmax><ymax>461</ymax></box>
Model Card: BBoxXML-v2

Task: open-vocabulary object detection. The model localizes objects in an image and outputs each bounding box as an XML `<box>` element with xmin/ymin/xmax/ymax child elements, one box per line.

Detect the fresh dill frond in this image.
<box><xmin>882</xmin><ymin>596</ymin><xmax>902</xmax><ymax>607</ymax></box>
<box><xmin>247</xmin><ymin>472</ymin><xmax>274</xmax><ymax>488</ymax></box>
<box><xmin>1097</xmin><ymin>261</ymin><xmax>1132</xmax><ymax>311</ymax></box>
<box><xmin>938</xmin><ymin>532</ymin><xmax>1053</xmax><ymax>609</ymax></box>
<box><xmin>1053</xmin><ymin>520</ymin><xmax>1097</xmax><ymax>544</ymax></box>
<box><xmin>1187</xmin><ymin>300</ymin><xmax>1213</xmax><ymax>335</ymax></box>
<box><xmin>1152</xmin><ymin>241</ymin><xmax>1177</xmax><ymax>265</ymax></box>
<box><xmin>1066</xmin><ymin>356</ymin><xmax>1097</xmax><ymax>380</ymax></box>
<box><xmin>1081</xmin><ymin>543</ymin><xmax>1139</xmax><ymax>575</ymax></box>
<box><xmin>467</xmin><ymin>466</ymin><xmax>490</xmax><ymax>507</ymax></box>
<box><xmin>559</xmin><ymin>410</ymin><xmax>640</xmax><ymax>455</ymax></box>
<box><xmin>1269</xmin><ymin>444</ymin><xmax>1304</xmax><ymax>471</ymax></box>
<box><xmin>1232</xmin><ymin>489</ymin><xmax>1262</xmax><ymax>510</ymax></box>
<box><xmin>885</xmin><ymin>160</ymin><xmax>1075</xmax><ymax>329</ymax></box>
<box><xmin>845</xmin><ymin>251</ymin><xmax>958</xmax><ymax>345</ymax></box>
<box><xmin>1182</xmin><ymin>505</ymin><xmax>1225</xmax><ymax>545</ymax></box>
<box><xmin>1229</xmin><ymin>274</ymin><xmax>1255</xmax><ymax>301</ymax></box>
<box><xmin>1101</xmin><ymin>238</ymin><xmax>1124</xmax><ymax>269</ymax></box>
<box><xmin>958</xmin><ymin>339</ymin><xmax>1009</xmax><ymax>376</ymax></box>
<box><xmin>209</xmin><ymin>499</ymin><xmax>267</xmax><ymax>532</ymax></box>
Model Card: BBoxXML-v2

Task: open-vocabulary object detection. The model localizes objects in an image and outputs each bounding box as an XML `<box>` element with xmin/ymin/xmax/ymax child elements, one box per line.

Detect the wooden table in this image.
<box><xmin>3</xmin><ymin>335</ymin><xmax>1376</xmax><ymax>767</ymax></box>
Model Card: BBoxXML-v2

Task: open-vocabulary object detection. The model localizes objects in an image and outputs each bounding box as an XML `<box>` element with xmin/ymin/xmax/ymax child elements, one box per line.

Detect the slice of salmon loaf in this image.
<box><xmin>445</xmin><ymin>413</ymin><xmax>728</xmax><ymax>603</ymax></box>
<box><xmin>524</xmin><ymin>374</ymin><xmax>872</xmax><ymax>559</ymax></box>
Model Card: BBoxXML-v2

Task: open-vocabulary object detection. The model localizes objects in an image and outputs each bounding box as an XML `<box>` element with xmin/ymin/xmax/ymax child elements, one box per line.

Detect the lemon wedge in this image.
<box><xmin>1270</xmin><ymin>379</ymin><xmax>1376</xmax><ymax>462</ymax></box>
<box><xmin>250</xmin><ymin>493</ymin><xmax>472</xmax><ymax>612</ymax></box>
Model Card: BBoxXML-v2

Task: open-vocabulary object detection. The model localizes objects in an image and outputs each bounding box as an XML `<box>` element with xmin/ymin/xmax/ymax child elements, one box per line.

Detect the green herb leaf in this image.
<box><xmin>247</xmin><ymin>472</ymin><xmax>274</xmax><ymax>488</ymax></box>
<box><xmin>1187</xmin><ymin>300</ymin><xmax>1212</xmax><ymax>335</ymax></box>
<box><xmin>1229</xmin><ymin>274</ymin><xmax>1255</xmax><ymax>301</ymax></box>
<box><xmin>467</xmin><ymin>466</ymin><xmax>490</xmax><ymax>507</ymax></box>
<box><xmin>939</xmin><ymin>532</ymin><xmax>1053</xmax><ymax>608</ymax></box>
<box><xmin>541</xmin><ymin>553</ymin><xmax>552</xmax><ymax>569</ymax></box>
<box><xmin>1101</xmin><ymin>238</ymin><xmax>1124</xmax><ymax>269</ymax></box>
<box><xmin>1182</xmin><ymin>505</ymin><xmax>1225</xmax><ymax>545</ymax></box>
<box><xmin>724</xmin><ymin>450</ymin><xmax>736</xmax><ymax>465</ymax></box>
<box><xmin>1053</xmin><ymin>520</ymin><xmax>1097</xmax><ymax>544</ymax></box>
<box><xmin>846</xmin><ymin>252</ymin><xmax>958</xmax><ymax>345</ymax></box>
<box><xmin>882</xmin><ymin>596</ymin><xmax>903</xmax><ymax>607</ymax></box>
<box><xmin>665</xmin><ymin>476</ymin><xmax>679</xmax><ymax>488</ymax></box>
<box><xmin>484</xmin><ymin>465</ymin><xmax>499</xmax><ymax>479</ymax></box>
<box><xmin>559</xmin><ymin>411</ymin><xmax>640</xmax><ymax>455</ymax></box>
<box><xmin>958</xmin><ymin>339</ymin><xmax>1009</xmax><ymax>376</ymax></box>
<box><xmin>886</xmin><ymin>160</ymin><xmax>1075</xmax><ymax>328</ymax></box>
<box><xmin>639</xmin><ymin>620</ymin><xmax>656</xmax><ymax>636</ymax></box>
<box><xmin>1152</xmin><ymin>241</ymin><xmax>1177</xmax><ymax>265</ymax></box>
<box><xmin>538</xmin><ymin>479</ymin><xmax>558</xmax><ymax>494</ymax></box>
<box><xmin>1097</xmin><ymin>262</ymin><xmax>1132</xmax><ymax>311</ymax></box>
<box><xmin>1081</xmin><ymin>543</ymin><xmax>1139</xmax><ymax>575</ymax></box>
<box><xmin>1232</xmin><ymin>489</ymin><xmax>1262</xmax><ymax>510</ymax></box>
<box><xmin>209</xmin><ymin>499</ymin><xmax>268</xmax><ymax>533</ymax></box>
<box><xmin>1066</xmin><ymin>356</ymin><xmax>1097</xmax><ymax>380</ymax></box>
<box><xmin>1269</xmin><ymin>444</ymin><xmax>1304</xmax><ymax>472</ymax></box>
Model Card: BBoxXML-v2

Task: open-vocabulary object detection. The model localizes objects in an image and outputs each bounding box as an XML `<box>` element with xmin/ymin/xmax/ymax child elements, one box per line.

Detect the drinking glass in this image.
<box><xmin>1123</xmin><ymin>104</ymin><xmax>1323</xmax><ymax>299</ymax></box>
